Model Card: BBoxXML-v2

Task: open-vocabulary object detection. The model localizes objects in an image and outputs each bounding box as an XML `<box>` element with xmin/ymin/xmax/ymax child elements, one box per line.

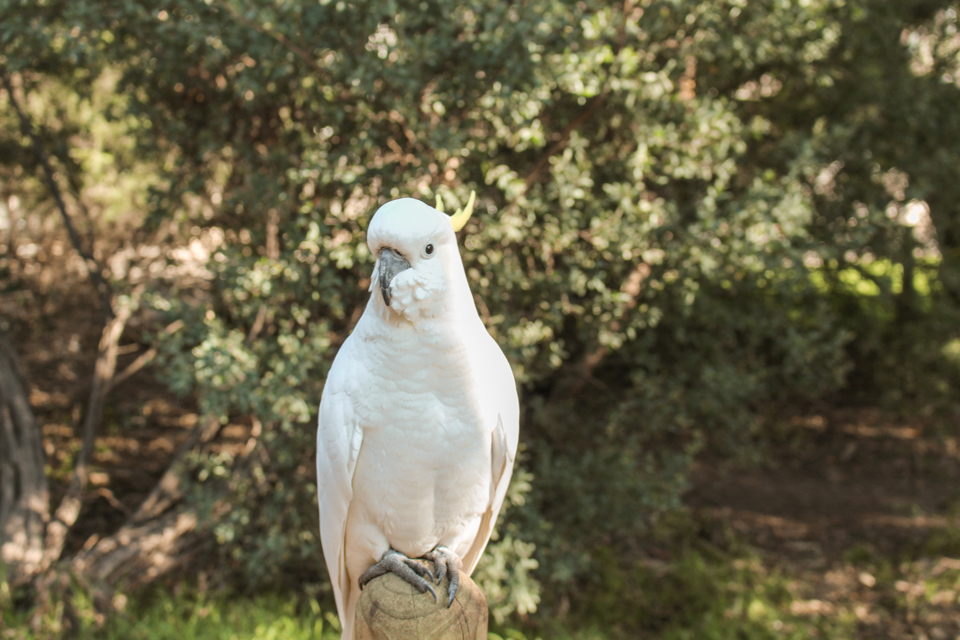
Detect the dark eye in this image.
<box><xmin>424</xmin><ymin>243</ymin><xmax>435</xmax><ymax>256</ymax></box>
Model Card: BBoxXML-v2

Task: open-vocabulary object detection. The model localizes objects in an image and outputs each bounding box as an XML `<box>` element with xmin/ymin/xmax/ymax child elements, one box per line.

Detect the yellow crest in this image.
<box><xmin>435</xmin><ymin>191</ymin><xmax>476</xmax><ymax>232</ymax></box>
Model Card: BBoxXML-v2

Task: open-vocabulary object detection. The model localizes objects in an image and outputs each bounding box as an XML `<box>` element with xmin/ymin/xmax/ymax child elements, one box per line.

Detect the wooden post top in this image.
<box><xmin>354</xmin><ymin>564</ymin><xmax>488</xmax><ymax>640</ymax></box>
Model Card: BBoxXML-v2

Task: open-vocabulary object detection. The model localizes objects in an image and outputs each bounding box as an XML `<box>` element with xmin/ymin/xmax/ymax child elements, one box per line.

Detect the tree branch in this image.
<box><xmin>42</xmin><ymin>303</ymin><xmax>131</xmax><ymax>569</ymax></box>
<box><xmin>131</xmin><ymin>414</ymin><xmax>222</xmax><ymax>525</ymax></box>
<box><xmin>102</xmin><ymin>320</ymin><xmax>184</xmax><ymax>395</ymax></box>
<box><xmin>0</xmin><ymin>68</ymin><xmax>114</xmax><ymax>319</ymax></box>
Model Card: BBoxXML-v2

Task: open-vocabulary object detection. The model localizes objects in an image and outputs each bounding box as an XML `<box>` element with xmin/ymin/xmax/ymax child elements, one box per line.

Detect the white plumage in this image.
<box><xmin>316</xmin><ymin>197</ymin><xmax>519</xmax><ymax>639</ymax></box>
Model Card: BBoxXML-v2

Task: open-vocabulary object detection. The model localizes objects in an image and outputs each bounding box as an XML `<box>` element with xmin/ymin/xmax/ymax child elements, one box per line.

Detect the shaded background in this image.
<box><xmin>2</xmin><ymin>0</ymin><xmax>960</xmax><ymax>638</ymax></box>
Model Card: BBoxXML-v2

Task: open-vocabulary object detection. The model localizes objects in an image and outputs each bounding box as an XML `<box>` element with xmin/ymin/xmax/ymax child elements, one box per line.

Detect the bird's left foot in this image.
<box><xmin>358</xmin><ymin>550</ymin><xmax>438</xmax><ymax>603</ymax></box>
<box><xmin>423</xmin><ymin>545</ymin><xmax>461</xmax><ymax>608</ymax></box>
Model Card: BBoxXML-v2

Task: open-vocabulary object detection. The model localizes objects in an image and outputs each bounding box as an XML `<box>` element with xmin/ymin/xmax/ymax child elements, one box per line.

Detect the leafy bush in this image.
<box><xmin>3</xmin><ymin>0</ymin><xmax>959</xmax><ymax>629</ymax></box>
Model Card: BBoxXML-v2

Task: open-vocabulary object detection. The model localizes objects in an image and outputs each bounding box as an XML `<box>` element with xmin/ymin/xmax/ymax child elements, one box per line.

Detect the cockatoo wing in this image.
<box><xmin>461</xmin><ymin>344</ymin><xmax>520</xmax><ymax>575</ymax></box>
<box><xmin>316</xmin><ymin>338</ymin><xmax>365</xmax><ymax>627</ymax></box>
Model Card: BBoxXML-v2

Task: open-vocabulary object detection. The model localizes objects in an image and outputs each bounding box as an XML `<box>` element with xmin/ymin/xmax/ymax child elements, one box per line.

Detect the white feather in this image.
<box><xmin>317</xmin><ymin>198</ymin><xmax>519</xmax><ymax>639</ymax></box>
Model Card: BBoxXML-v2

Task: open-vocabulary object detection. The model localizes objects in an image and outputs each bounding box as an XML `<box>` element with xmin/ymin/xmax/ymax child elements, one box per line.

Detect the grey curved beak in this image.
<box><xmin>379</xmin><ymin>247</ymin><xmax>410</xmax><ymax>307</ymax></box>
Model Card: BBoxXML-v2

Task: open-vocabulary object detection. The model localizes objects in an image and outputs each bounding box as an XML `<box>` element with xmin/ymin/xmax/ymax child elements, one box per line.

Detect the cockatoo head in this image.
<box><xmin>366</xmin><ymin>197</ymin><xmax>472</xmax><ymax>322</ymax></box>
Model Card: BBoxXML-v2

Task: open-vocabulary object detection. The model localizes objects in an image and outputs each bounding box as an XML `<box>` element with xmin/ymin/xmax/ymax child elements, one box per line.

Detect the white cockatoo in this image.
<box><xmin>316</xmin><ymin>196</ymin><xmax>519</xmax><ymax>639</ymax></box>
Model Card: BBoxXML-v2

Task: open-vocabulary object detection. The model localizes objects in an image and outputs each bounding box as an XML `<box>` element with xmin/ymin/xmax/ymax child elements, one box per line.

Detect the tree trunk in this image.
<box><xmin>0</xmin><ymin>323</ymin><xmax>49</xmax><ymax>585</ymax></box>
<box><xmin>43</xmin><ymin>304</ymin><xmax>130</xmax><ymax>570</ymax></box>
<box><xmin>68</xmin><ymin>508</ymin><xmax>207</xmax><ymax>590</ymax></box>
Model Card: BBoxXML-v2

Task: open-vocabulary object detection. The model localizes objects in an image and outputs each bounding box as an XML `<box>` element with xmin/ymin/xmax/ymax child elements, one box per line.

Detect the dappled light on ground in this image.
<box><xmin>688</xmin><ymin>409</ymin><xmax>960</xmax><ymax>639</ymax></box>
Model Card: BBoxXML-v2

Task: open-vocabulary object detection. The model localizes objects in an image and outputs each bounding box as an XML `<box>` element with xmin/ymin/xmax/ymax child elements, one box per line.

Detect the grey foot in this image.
<box><xmin>423</xmin><ymin>545</ymin><xmax>461</xmax><ymax>607</ymax></box>
<box><xmin>358</xmin><ymin>550</ymin><xmax>438</xmax><ymax>603</ymax></box>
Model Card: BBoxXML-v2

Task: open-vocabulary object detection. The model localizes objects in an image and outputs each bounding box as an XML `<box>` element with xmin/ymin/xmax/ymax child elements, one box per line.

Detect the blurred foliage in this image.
<box><xmin>3</xmin><ymin>0</ymin><xmax>960</xmax><ymax>632</ymax></box>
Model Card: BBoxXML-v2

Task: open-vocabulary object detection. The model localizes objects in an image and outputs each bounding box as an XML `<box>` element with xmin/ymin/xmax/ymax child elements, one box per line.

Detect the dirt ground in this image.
<box><xmin>688</xmin><ymin>408</ymin><xmax>960</xmax><ymax>638</ymax></box>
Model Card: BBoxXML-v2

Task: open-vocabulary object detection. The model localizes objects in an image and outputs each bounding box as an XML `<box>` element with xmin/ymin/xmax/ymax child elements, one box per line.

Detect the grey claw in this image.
<box><xmin>410</xmin><ymin>560</ymin><xmax>437</xmax><ymax>584</ymax></box>
<box><xmin>425</xmin><ymin>583</ymin><xmax>438</xmax><ymax>603</ymax></box>
<box><xmin>446</xmin><ymin>569</ymin><xmax>459</xmax><ymax>608</ymax></box>
<box><xmin>424</xmin><ymin>545</ymin><xmax>461</xmax><ymax>608</ymax></box>
<box><xmin>358</xmin><ymin>549</ymin><xmax>438</xmax><ymax>602</ymax></box>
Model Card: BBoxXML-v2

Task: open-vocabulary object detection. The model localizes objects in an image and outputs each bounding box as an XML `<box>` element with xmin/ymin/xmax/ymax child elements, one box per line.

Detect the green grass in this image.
<box><xmin>0</xmin><ymin>585</ymin><xmax>341</xmax><ymax>640</ymax></box>
<box><xmin>95</xmin><ymin>592</ymin><xmax>340</xmax><ymax>640</ymax></box>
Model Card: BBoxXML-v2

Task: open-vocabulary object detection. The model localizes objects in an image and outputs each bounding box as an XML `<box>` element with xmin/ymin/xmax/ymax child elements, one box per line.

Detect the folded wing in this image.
<box><xmin>316</xmin><ymin>344</ymin><xmax>365</xmax><ymax>627</ymax></box>
<box><xmin>461</xmin><ymin>350</ymin><xmax>520</xmax><ymax>575</ymax></box>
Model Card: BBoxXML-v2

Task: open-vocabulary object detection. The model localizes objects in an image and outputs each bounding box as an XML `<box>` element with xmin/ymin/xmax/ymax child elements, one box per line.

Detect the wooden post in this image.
<box><xmin>355</xmin><ymin>563</ymin><xmax>487</xmax><ymax>640</ymax></box>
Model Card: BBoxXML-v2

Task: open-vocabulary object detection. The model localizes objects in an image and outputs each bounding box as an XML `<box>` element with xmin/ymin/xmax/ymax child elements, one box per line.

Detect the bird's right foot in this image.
<box><xmin>358</xmin><ymin>550</ymin><xmax>438</xmax><ymax>603</ymax></box>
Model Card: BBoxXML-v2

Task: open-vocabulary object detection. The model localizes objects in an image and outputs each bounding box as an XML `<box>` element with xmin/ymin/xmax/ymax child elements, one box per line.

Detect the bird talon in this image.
<box><xmin>409</xmin><ymin>558</ymin><xmax>436</xmax><ymax>584</ymax></box>
<box><xmin>424</xmin><ymin>545</ymin><xmax>461</xmax><ymax>607</ymax></box>
<box><xmin>446</xmin><ymin>569</ymin><xmax>459</xmax><ymax>608</ymax></box>
<box><xmin>358</xmin><ymin>549</ymin><xmax>439</xmax><ymax>602</ymax></box>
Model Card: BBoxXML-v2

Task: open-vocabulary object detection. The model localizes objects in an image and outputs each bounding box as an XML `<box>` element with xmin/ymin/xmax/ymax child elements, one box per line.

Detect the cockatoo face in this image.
<box><xmin>366</xmin><ymin>198</ymin><xmax>461</xmax><ymax>321</ymax></box>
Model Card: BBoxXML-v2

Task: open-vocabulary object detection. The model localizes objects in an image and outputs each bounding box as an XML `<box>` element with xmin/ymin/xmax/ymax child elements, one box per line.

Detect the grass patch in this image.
<box><xmin>95</xmin><ymin>589</ymin><xmax>340</xmax><ymax>640</ymax></box>
<box><xmin>101</xmin><ymin>593</ymin><xmax>338</xmax><ymax>640</ymax></box>
<box><xmin>0</xmin><ymin>584</ymin><xmax>341</xmax><ymax>640</ymax></box>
